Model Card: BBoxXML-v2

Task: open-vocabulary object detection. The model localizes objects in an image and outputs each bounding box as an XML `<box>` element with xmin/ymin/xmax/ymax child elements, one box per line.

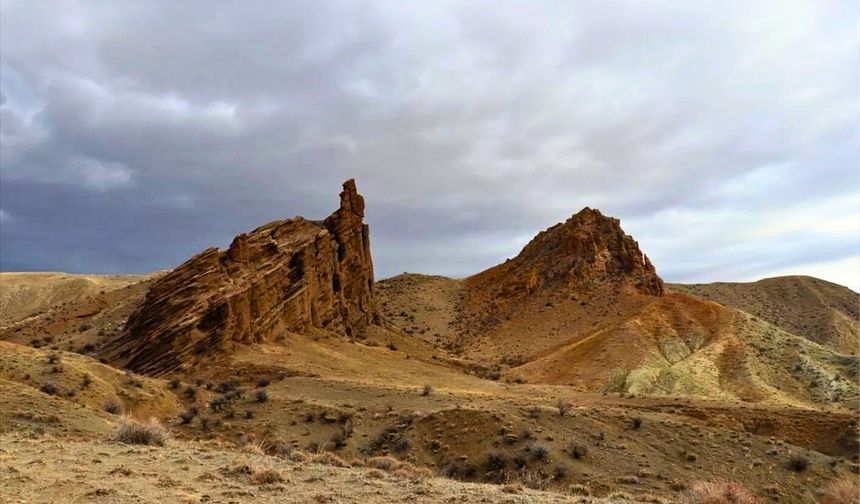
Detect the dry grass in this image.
<box><xmin>250</xmin><ymin>467</ymin><xmax>283</xmax><ymax>485</ymax></box>
<box><xmin>115</xmin><ymin>418</ymin><xmax>167</xmax><ymax>446</ymax></box>
<box><xmin>681</xmin><ymin>480</ymin><xmax>763</xmax><ymax>504</ymax></box>
<box><xmin>310</xmin><ymin>452</ymin><xmax>348</xmax><ymax>467</ymax></box>
<box><xmin>816</xmin><ymin>476</ymin><xmax>860</xmax><ymax>504</ymax></box>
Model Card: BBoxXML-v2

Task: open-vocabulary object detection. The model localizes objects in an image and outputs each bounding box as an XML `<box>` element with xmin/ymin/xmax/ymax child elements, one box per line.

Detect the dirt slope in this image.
<box><xmin>0</xmin><ymin>272</ymin><xmax>150</xmax><ymax>327</ymax></box>
<box><xmin>669</xmin><ymin>276</ymin><xmax>859</xmax><ymax>354</ymax></box>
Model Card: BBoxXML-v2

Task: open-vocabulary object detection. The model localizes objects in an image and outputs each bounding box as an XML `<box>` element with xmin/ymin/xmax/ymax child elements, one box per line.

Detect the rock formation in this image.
<box><xmin>468</xmin><ymin>207</ymin><xmax>663</xmax><ymax>300</ymax></box>
<box><xmin>106</xmin><ymin>180</ymin><xmax>376</xmax><ymax>375</ymax></box>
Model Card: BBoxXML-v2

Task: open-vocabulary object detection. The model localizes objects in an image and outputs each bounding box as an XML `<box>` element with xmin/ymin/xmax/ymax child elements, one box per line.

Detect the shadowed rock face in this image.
<box><xmin>106</xmin><ymin>179</ymin><xmax>376</xmax><ymax>374</ymax></box>
<box><xmin>468</xmin><ymin>207</ymin><xmax>664</xmax><ymax>302</ymax></box>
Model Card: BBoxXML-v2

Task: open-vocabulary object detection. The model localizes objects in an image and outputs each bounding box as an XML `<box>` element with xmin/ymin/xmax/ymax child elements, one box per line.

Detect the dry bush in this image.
<box><xmin>816</xmin><ymin>476</ymin><xmax>860</xmax><ymax>504</ymax></box>
<box><xmin>365</xmin><ymin>468</ymin><xmax>386</xmax><ymax>479</ymax></box>
<box><xmin>104</xmin><ymin>399</ymin><xmax>123</xmax><ymax>415</ymax></box>
<box><xmin>115</xmin><ymin>418</ymin><xmax>167</xmax><ymax>446</ymax></box>
<box><xmin>366</xmin><ymin>456</ymin><xmax>402</xmax><ymax>471</ymax></box>
<box><xmin>288</xmin><ymin>450</ymin><xmax>310</xmax><ymax>463</ymax></box>
<box><xmin>393</xmin><ymin>465</ymin><xmax>433</xmax><ymax>480</ymax></box>
<box><xmin>681</xmin><ymin>480</ymin><xmax>763</xmax><ymax>504</ymax></box>
<box><xmin>310</xmin><ymin>452</ymin><xmax>348</xmax><ymax>467</ymax></box>
<box><xmin>421</xmin><ymin>384</ymin><xmax>433</xmax><ymax>396</ymax></box>
<box><xmin>568</xmin><ymin>483</ymin><xmax>591</xmax><ymax>496</ymax></box>
<box><xmin>556</xmin><ymin>399</ymin><xmax>571</xmax><ymax>416</ymax></box>
<box><xmin>251</xmin><ymin>467</ymin><xmax>283</xmax><ymax>485</ymax></box>
<box><xmin>787</xmin><ymin>453</ymin><xmax>809</xmax><ymax>472</ymax></box>
<box><xmin>39</xmin><ymin>382</ymin><xmax>58</xmax><ymax>395</ymax></box>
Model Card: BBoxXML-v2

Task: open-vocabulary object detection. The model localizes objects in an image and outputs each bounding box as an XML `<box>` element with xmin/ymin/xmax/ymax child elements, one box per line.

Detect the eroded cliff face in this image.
<box><xmin>106</xmin><ymin>180</ymin><xmax>376</xmax><ymax>375</ymax></box>
<box><xmin>460</xmin><ymin>207</ymin><xmax>664</xmax><ymax>333</ymax></box>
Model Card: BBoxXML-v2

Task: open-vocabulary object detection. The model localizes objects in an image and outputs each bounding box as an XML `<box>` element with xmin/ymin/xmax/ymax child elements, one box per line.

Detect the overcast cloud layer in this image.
<box><xmin>1</xmin><ymin>1</ymin><xmax>858</xmax><ymax>290</ymax></box>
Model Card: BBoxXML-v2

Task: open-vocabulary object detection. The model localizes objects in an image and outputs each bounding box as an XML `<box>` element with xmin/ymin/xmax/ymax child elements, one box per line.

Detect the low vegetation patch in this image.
<box><xmin>816</xmin><ymin>475</ymin><xmax>860</xmax><ymax>504</ymax></box>
<box><xmin>250</xmin><ymin>467</ymin><xmax>283</xmax><ymax>485</ymax></box>
<box><xmin>681</xmin><ymin>479</ymin><xmax>763</xmax><ymax>504</ymax></box>
<box><xmin>787</xmin><ymin>453</ymin><xmax>809</xmax><ymax>472</ymax></box>
<box><xmin>115</xmin><ymin>418</ymin><xmax>167</xmax><ymax>446</ymax></box>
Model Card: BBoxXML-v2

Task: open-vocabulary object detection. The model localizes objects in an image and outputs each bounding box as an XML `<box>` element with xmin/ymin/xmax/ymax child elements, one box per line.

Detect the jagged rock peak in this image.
<box><xmin>105</xmin><ymin>179</ymin><xmax>376</xmax><ymax>375</ymax></box>
<box><xmin>468</xmin><ymin>206</ymin><xmax>664</xmax><ymax>302</ymax></box>
<box><xmin>517</xmin><ymin>206</ymin><xmax>664</xmax><ymax>296</ymax></box>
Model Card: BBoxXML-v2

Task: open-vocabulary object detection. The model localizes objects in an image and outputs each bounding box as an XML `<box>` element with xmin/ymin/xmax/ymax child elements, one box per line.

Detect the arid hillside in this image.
<box><xmin>669</xmin><ymin>276</ymin><xmax>859</xmax><ymax>354</ymax></box>
<box><xmin>1</xmin><ymin>181</ymin><xmax>858</xmax><ymax>503</ymax></box>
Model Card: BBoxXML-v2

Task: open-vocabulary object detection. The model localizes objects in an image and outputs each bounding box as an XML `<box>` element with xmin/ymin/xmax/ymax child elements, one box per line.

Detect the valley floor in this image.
<box><xmin>0</xmin><ymin>432</ymin><xmax>637</xmax><ymax>504</ymax></box>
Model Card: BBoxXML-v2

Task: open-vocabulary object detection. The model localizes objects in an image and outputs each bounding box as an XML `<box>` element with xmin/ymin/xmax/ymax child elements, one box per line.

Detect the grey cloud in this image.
<box><xmin>0</xmin><ymin>0</ymin><xmax>858</xmax><ymax>289</ymax></box>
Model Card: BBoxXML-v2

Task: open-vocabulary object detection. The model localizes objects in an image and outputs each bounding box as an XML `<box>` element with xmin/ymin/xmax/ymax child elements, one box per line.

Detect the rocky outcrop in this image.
<box><xmin>466</xmin><ymin>207</ymin><xmax>663</xmax><ymax>312</ymax></box>
<box><xmin>105</xmin><ymin>180</ymin><xmax>376</xmax><ymax>375</ymax></box>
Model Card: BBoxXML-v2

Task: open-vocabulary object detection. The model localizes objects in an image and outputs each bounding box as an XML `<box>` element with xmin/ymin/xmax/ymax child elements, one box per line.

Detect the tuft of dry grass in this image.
<box><xmin>310</xmin><ymin>452</ymin><xmax>348</xmax><ymax>468</ymax></box>
<box><xmin>681</xmin><ymin>479</ymin><xmax>763</xmax><ymax>504</ymax></box>
<box><xmin>251</xmin><ymin>467</ymin><xmax>283</xmax><ymax>485</ymax></box>
<box><xmin>366</xmin><ymin>456</ymin><xmax>402</xmax><ymax>471</ymax></box>
<box><xmin>816</xmin><ymin>476</ymin><xmax>860</xmax><ymax>504</ymax></box>
<box><xmin>115</xmin><ymin>418</ymin><xmax>167</xmax><ymax>446</ymax></box>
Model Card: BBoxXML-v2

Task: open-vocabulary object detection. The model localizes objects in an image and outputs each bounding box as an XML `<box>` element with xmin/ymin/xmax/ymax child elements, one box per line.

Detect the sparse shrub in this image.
<box><xmin>81</xmin><ymin>374</ymin><xmax>93</xmax><ymax>389</ymax></box>
<box><xmin>680</xmin><ymin>479</ymin><xmax>763</xmax><ymax>504</ymax></box>
<box><xmin>257</xmin><ymin>378</ymin><xmax>271</xmax><ymax>388</ymax></box>
<box><xmin>556</xmin><ymin>399</ymin><xmax>571</xmax><ymax>417</ymax></box>
<box><xmin>393</xmin><ymin>436</ymin><xmax>412</xmax><ymax>454</ymax></box>
<box><xmin>787</xmin><ymin>453</ymin><xmax>809</xmax><ymax>472</ymax></box>
<box><xmin>168</xmin><ymin>378</ymin><xmax>180</xmax><ymax>389</ymax></box>
<box><xmin>568</xmin><ymin>483</ymin><xmax>591</xmax><ymax>496</ymax></box>
<box><xmin>245</xmin><ymin>409</ymin><xmax>254</xmax><ymax>419</ymax></box>
<box><xmin>529</xmin><ymin>444</ymin><xmax>549</xmax><ymax>461</ymax></box>
<box><xmin>310</xmin><ymin>452</ymin><xmax>348</xmax><ymax>467</ymax></box>
<box><xmin>46</xmin><ymin>352</ymin><xmax>61</xmax><ymax>364</ymax></box>
<box><xmin>49</xmin><ymin>365</ymin><xmax>63</xmax><ymax>374</ymax></box>
<box><xmin>330</xmin><ymin>432</ymin><xmax>347</xmax><ymax>449</ymax></box>
<box><xmin>254</xmin><ymin>389</ymin><xmax>268</xmax><ymax>403</ymax></box>
<box><xmin>209</xmin><ymin>395</ymin><xmax>227</xmax><ymax>412</ymax></box>
<box><xmin>386</xmin><ymin>342</ymin><xmax>398</xmax><ymax>351</ymax></box>
<box><xmin>104</xmin><ymin>399</ymin><xmax>123</xmax><ymax>415</ymax></box>
<box><xmin>39</xmin><ymin>382</ymin><xmax>58</xmax><ymax>395</ymax></box>
<box><xmin>267</xmin><ymin>441</ymin><xmax>293</xmax><ymax>457</ymax></box>
<box><xmin>124</xmin><ymin>371</ymin><xmax>143</xmax><ymax>388</ymax></box>
<box><xmin>568</xmin><ymin>443</ymin><xmax>587</xmax><ymax>459</ymax></box>
<box><xmin>421</xmin><ymin>384</ymin><xmax>433</xmax><ymax>396</ymax></box>
<box><xmin>305</xmin><ymin>412</ymin><xmax>316</xmax><ymax>422</ymax></box>
<box><xmin>527</xmin><ymin>406</ymin><xmax>540</xmax><ymax>419</ymax></box>
<box><xmin>179</xmin><ymin>409</ymin><xmax>196</xmax><ymax>424</ymax></box>
<box><xmin>115</xmin><ymin>419</ymin><xmax>167</xmax><ymax>446</ymax></box>
<box><xmin>817</xmin><ymin>475</ymin><xmax>860</xmax><ymax>504</ymax></box>
<box><xmin>513</xmin><ymin>454</ymin><xmax>527</xmax><ymax>468</ymax></box>
<box><xmin>367</xmin><ymin>456</ymin><xmax>401</xmax><ymax>471</ymax></box>
<box><xmin>440</xmin><ymin>462</ymin><xmax>458</xmax><ymax>478</ymax></box>
<box><xmin>216</xmin><ymin>380</ymin><xmax>238</xmax><ymax>393</ymax></box>
<box><xmin>630</xmin><ymin>417</ymin><xmax>643</xmax><ymax>430</ymax></box>
<box><xmin>183</xmin><ymin>386</ymin><xmax>197</xmax><ymax>399</ymax></box>
<box><xmin>553</xmin><ymin>465</ymin><xmax>568</xmax><ymax>480</ymax></box>
<box><xmin>485</xmin><ymin>451</ymin><xmax>507</xmax><ymax>471</ymax></box>
<box><xmin>251</xmin><ymin>467</ymin><xmax>283</xmax><ymax>485</ymax></box>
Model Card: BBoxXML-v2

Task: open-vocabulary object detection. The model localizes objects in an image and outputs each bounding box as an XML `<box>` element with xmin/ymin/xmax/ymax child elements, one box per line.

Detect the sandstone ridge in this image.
<box><xmin>105</xmin><ymin>179</ymin><xmax>376</xmax><ymax>374</ymax></box>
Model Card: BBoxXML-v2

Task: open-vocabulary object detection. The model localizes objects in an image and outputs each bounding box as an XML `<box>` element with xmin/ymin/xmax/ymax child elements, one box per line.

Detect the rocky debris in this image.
<box><xmin>468</xmin><ymin>207</ymin><xmax>664</xmax><ymax>301</ymax></box>
<box><xmin>105</xmin><ymin>180</ymin><xmax>376</xmax><ymax>375</ymax></box>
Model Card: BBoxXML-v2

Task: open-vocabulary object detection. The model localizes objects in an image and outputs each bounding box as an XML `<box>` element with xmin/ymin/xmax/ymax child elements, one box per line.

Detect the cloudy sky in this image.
<box><xmin>1</xmin><ymin>1</ymin><xmax>858</xmax><ymax>290</ymax></box>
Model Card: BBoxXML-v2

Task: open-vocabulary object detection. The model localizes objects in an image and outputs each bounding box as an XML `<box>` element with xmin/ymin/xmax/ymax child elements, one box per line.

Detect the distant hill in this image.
<box><xmin>669</xmin><ymin>276</ymin><xmax>859</xmax><ymax>355</ymax></box>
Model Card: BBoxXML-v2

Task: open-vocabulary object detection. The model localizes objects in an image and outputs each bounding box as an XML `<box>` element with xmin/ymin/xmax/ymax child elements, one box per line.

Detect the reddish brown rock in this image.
<box><xmin>463</xmin><ymin>207</ymin><xmax>663</xmax><ymax>327</ymax></box>
<box><xmin>106</xmin><ymin>179</ymin><xmax>376</xmax><ymax>374</ymax></box>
